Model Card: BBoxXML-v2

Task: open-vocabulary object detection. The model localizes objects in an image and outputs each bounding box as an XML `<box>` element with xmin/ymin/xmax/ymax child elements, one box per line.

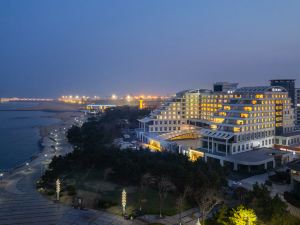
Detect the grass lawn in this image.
<box><xmin>104</xmin><ymin>186</ymin><xmax>191</xmax><ymax>216</ymax></box>
<box><xmin>43</xmin><ymin>171</ymin><xmax>193</xmax><ymax>217</ymax></box>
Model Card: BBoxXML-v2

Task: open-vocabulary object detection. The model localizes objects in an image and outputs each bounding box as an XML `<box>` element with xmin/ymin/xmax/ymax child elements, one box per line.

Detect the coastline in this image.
<box><xmin>0</xmin><ymin>110</ymin><xmax>83</xmax><ymax>173</ymax></box>
<box><xmin>4</xmin><ymin>101</ymin><xmax>85</xmax><ymax>112</ymax></box>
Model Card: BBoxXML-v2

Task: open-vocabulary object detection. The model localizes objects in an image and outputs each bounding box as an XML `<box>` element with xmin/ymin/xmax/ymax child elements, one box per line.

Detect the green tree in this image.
<box><xmin>215</xmin><ymin>205</ymin><xmax>230</xmax><ymax>225</ymax></box>
<box><xmin>229</xmin><ymin>205</ymin><xmax>257</xmax><ymax>225</ymax></box>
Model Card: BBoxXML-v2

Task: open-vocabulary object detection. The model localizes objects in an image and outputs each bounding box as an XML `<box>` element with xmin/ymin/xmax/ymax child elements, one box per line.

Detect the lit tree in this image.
<box><xmin>229</xmin><ymin>205</ymin><xmax>257</xmax><ymax>225</ymax></box>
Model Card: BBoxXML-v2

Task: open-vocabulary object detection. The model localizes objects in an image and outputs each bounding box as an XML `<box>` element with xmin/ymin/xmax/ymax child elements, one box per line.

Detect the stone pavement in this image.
<box><xmin>0</xmin><ymin>167</ymin><xmax>69</xmax><ymax>225</ymax></box>
<box><xmin>139</xmin><ymin>208</ymin><xmax>201</xmax><ymax>225</ymax></box>
<box><xmin>57</xmin><ymin>209</ymin><xmax>138</xmax><ymax>225</ymax></box>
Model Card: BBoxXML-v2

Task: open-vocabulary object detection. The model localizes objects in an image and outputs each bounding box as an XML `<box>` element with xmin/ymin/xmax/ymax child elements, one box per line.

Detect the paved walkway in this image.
<box><xmin>0</xmin><ymin>168</ymin><xmax>69</xmax><ymax>225</ymax></box>
<box><xmin>0</xmin><ymin>120</ymin><xmax>142</xmax><ymax>225</ymax></box>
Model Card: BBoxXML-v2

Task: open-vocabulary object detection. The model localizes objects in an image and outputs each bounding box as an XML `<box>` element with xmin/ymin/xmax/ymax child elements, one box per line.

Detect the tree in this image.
<box><xmin>103</xmin><ymin>167</ymin><xmax>114</xmax><ymax>181</ymax></box>
<box><xmin>157</xmin><ymin>176</ymin><xmax>174</xmax><ymax>218</ymax></box>
<box><xmin>269</xmin><ymin>194</ymin><xmax>288</xmax><ymax>225</ymax></box>
<box><xmin>138</xmin><ymin>173</ymin><xmax>155</xmax><ymax>211</ymax></box>
<box><xmin>176</xmin><ymin>185</ymin><xmax>191</xmax><ymax>225</ymax></box>
<box><xmin>215</xmin><ymin>205</ymin><xmax>230</xmax><ymax>225</ymax></box>
<box><xmin>194</xmin><ymin>186</ymin><xmax>218</xmax><ymax>225</ymax></box>
<box><xmin>229</xmin><ymin>205</ymin><xmax>257</xmax><ymax>225</ymax></box>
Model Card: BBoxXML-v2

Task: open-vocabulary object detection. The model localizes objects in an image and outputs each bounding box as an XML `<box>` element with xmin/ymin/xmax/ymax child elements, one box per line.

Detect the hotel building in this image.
<box><xmin>198</xmin><ymin>86</ymin><xmax>295</xmax><ymax>171</ymax></box>
<box><xmin>138</xmin><ymin>89</ymin><xmax>201</xmax><ymax>133</ymax></box>
<box><xmin>270</xmin><ymin>79</ymin><xmax>296</xmax><ymax>108</ymax></box>
<box><xmin>138</xmin><ymin>82</ymin><xmax>237</xmax><ymax>134</ymax></box>
<box><xmin>296</xmin><ymin>88</ymin><xmax>300</xmax><ymax>126</ymax></box>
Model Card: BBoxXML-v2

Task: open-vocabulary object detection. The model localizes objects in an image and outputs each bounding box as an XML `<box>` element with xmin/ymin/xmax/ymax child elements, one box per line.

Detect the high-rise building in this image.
<box><xmin>138</xmin><ymin>89</ymin><xmax>202</xmax><ymax>133</ymax></box>
<box><xmin>213</xmin><ymin>82</ymin><xmax>238</xmax><ymax>93</ymax></box>
<box><xmin>270</xmin><ymin>79</ymin><xmax>296</xmax><ymax>108</ymax></box>
<box><xmin>201</xmin><ymin>86</ymin><xmax>295</xmax><ymax>153</ymax></box>
<box><xmin>196</xmin><ymin>86</ymin><xmax>295</xmax><ymax>171</ymax></box>
<box><xmin>138</xmin><ymin>82</ymin><xmax>238</xmax><ymax>133</ymax></box>
<box><xmin>296</xmin><ymin>88</ymin><xmax>300</xmax><ymax>126</ymax></box>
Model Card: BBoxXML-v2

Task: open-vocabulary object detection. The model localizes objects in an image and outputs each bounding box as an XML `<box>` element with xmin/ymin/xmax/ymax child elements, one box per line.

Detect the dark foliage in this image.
<box><xmin>42</xmin><ymin>106</ymin><xmax>226</xmax><ymax>196</ymax></box>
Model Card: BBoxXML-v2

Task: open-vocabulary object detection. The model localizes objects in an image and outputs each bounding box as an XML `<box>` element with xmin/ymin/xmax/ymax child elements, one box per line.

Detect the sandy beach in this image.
<box><xmin>38</xmin><ymin>111</ymin><xmax>83</xmax><ymax>138</ymax></box>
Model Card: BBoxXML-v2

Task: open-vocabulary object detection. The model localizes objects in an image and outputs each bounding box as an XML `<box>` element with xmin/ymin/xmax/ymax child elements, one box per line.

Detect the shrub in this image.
<box><xmin>66</xmin><ymin>185</ymin><xmax>76</xmax><ymax>196</ymax></box>
<box><xmin>97</xmin><ymin>199</ymin><xmax>118</xmax><ymax>209</ymax></box>
<box><xmin>46</xmin><ymin>189</ymin><xmax>55</xmax><ymax>196</ymax></box>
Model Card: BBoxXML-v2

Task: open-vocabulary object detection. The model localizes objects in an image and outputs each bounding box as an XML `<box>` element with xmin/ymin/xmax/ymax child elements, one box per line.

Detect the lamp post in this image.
<box><xmin>25</xmin><ymin>162</ymin><xmax>30</xmax><ymax>171</ymax></box>
<box><xmin>0</xmin><ymin>173</ymin><xmax>3</xmax><ymax>182</ymax></box>
<box><xmin>122</xmin><ymin>189</ymin><xmax>127</xmax><ymax>215</ymax></box>
<box><xmin>56</xmin><ymin>179</ymin><xmax>61</xmax><ymax>201</ymax></box>
<box><xmin>196</xmin><ymin>218</ymin><xmax>201</xmax><ymax>225</ymax></box>
<box><xmin>41</xmin><ymin>154</ymin><xmax>48</xmax><ymax>175</ymax></box>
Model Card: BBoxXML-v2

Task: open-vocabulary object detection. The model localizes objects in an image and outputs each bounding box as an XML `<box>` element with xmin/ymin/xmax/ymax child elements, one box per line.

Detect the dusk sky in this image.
<box><xmin>1</xmin><ymin>0</ymin><xmax>300</xmax><ymax>98</ymax></box>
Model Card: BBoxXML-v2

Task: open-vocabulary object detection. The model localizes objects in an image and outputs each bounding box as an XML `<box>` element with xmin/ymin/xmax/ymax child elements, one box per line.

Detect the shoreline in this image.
<box><xmin>0</xmin><ymin>111</ymin><xmax>83</xmax><ymax>173</ymax></box>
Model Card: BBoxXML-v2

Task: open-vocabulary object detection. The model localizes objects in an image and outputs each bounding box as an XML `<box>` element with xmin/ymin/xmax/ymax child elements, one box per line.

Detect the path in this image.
<box><xmin>0</xmin><ymin>116</ymin><xmax>142</xmax><ymax>225</ymax></box>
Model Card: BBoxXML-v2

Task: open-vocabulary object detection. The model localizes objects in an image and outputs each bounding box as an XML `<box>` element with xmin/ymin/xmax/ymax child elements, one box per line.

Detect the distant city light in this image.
<box><xmin>111</xmin><ymin>94</ymin><xmax>117</xmax><ymax>100</ymax></box>
<box><xmin>126</xmin><ymin>95</ymin><xmax>132</xmax><ymax>101</ymax></box>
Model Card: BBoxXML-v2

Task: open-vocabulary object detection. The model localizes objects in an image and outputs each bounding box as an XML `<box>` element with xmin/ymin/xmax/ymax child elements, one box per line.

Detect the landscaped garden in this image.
<box><xmin>37</xmin><ymin>106</ymin><xmax>300</xmax><ymax>225</ymax></box>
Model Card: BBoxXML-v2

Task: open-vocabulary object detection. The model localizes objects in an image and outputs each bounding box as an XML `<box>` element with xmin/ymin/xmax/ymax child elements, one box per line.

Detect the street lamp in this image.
<box><xmin>56</xmin><ymin>179</ymin><xmax>61</xmax><ymax>201</ymax></box>
<box><xmin>0</xmin><ymin>173</ymin><xmax>3</xmax><ymax>182</ymax></box>
<box><xmin>196</xmin><ymin>218</ymin><xmax>201</xmax><ymax>225</ymax></box>
<box><xmin>41</xmin><ymin>154</ymin><xmax>48</xmax><ymax>175</ymax></box>
<box><xmin>122</xmin><ymin>189</ymin><xmax>127</xmax><ymax>215</ymax></box>
<box><xmin>26</xmin><ymin>162</ymin><xmax>30</xmax><ymax>171</ymax></box>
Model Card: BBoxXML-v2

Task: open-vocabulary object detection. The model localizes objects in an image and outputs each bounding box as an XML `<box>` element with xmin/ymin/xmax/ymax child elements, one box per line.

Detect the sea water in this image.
<box><xmin>0</xmin><ymin>102</ymin><xmax>59</xmax><ymax>170</ymax></box>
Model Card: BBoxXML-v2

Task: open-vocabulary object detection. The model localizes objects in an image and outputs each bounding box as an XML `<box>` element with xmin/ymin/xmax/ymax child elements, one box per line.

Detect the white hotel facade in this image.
<box><xmin>138</xmin><ymin>82</ymin><xmax>299</xmax><ymax>171</ymax></box>
<box><xmin>138</xmin><ymin>82</ymin><xmax>237</xmax><ymax>134</ymax></box>
<box><xmin>201</xmin><ymin>86</ymin><xmax>295</xmax><ymax>154</ymax></box>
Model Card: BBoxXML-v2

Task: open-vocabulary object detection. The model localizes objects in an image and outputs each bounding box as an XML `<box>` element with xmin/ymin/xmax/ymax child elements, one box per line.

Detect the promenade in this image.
<box><xmin>0</xmin><ymin>115</ymin><xmax>140</xmax><ymax>225</ymax></box>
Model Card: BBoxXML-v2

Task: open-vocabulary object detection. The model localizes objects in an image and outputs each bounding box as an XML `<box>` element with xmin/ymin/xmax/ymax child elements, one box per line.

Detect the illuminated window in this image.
<box><xmin>219</xmin><ymin>111</ymin><xmax>227</xmax><ymax>116</ymax></box>
<box><xmin>241</xmin><ymin>113</ymin><xmax>249</xmax><ymax>118</ymax></box>
<box><xmin>214</xmin><ymin>118</ymin><xmax>225</xmax><ymax>123</ymax></box>
<box><xmin>210</xmin><ymin>124</ymin><xmax>217</xmax><ymax>130</ymax></box>
<box><xmin>236</xmin><ymin>120</ymin><xmax>244</xmax><ymax>125</ymax></box>
<box><xmin>233</xmin><ymin>127</ymin><xmax>240</xmax><ymax>132</ymax></box>
<box><xmin>224</xmin><ymin>106</ymin><xmax>231</xmax><ymax>110</ymax></box>
<box><xmin>255</xmin><ymin>94</ymin><xmax>264</xmax><ymax>99</ymax></box>
<box><xmin>244</xmin><ymin>106</ymin><xmax>253</xmax><ymax>111</ymax></box>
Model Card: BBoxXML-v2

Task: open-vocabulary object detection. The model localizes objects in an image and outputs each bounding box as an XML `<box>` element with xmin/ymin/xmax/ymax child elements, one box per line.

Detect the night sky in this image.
<box><xmin>1</xmin><ymin>0</ymin><xmax>300</xmax><ymax>97</ymax></box>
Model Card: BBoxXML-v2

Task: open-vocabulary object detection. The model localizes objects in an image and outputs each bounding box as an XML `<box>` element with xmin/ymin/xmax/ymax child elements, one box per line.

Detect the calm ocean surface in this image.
<box><xmin>0</xmin><ymin>102</ymin><xmax>60</xmax><ymax>170</ymax></box>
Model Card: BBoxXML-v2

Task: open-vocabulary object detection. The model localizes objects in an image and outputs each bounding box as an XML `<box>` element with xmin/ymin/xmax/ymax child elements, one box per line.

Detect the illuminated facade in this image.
<box><xmin>138</xmin><ymin>88</ymin><xmax>235</xmax><ymax>133</ymax></box>
<box><xmin>296</xmin><ymin>88</ymin><xmax>300</xmax><ymax>126</ymax></box>
<box><xmin>86</xmin><ymin>104</ymin><xmax>116</xmax><ymax>113</ymax></box>
<box><xmin>199</xmin><ymin>91</ymin><xmax>232</xmax><ymax>121</ymax></box>
<box><xmin>201</xmin><ymin>86</ymin><xmax>295</xmax><ymax>155</ymax></box>
<box><xmin>270</xmin><ymin>79</ymin><xmax>296</xmax><ymax>108</ymax></box>
<box><xmin>138</xmin><ymin>89</ymin><xmax>201</xmax><ymax>133</ymax></box>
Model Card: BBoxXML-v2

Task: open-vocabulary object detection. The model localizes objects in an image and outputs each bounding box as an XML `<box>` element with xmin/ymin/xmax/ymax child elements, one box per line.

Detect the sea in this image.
<box><xmin>0</xmin><ymin>102</ymin><xmax>60</xmax><ymax>170</ymax></box>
